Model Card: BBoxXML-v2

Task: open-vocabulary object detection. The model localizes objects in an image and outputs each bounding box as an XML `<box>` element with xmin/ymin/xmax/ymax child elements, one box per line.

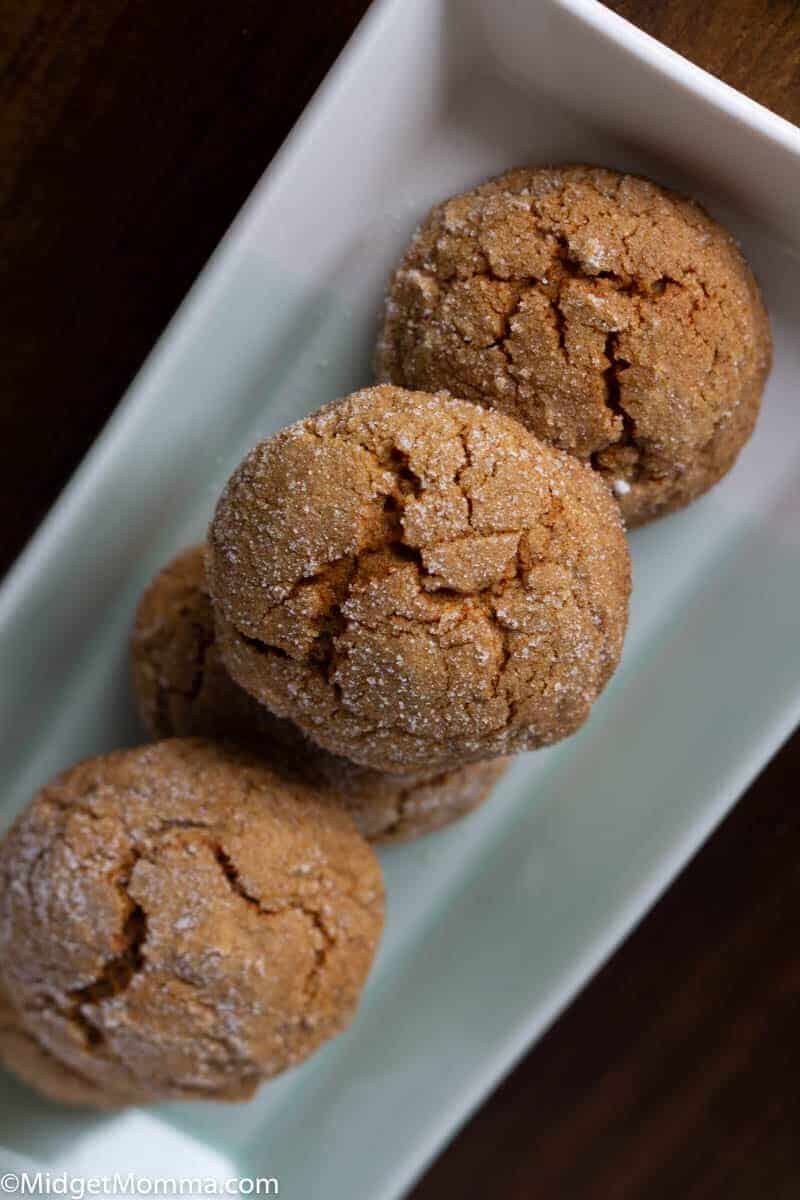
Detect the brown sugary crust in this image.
<box><xmin>376</xmin><ymin>164</ymin><xmax>772</xmax><ymax>527</ymax></box>
<box><xmin>308</xmin><ymin>745</ymin><xmax>508</xmax><ymax>843</ymax></box>
<box><xmin>0</xmin><ymin>739</ymin><xmax>384</xmax><ymax>1107</ymax></box>
<box><xmin>130</xmin><ymin>545</ymin><xmax>285</xmax><ymax>747</ymax></box>
<box><xmin>207</xmin><ymin>386</ymin><xmax>630</xmax><ymax>773</ymax></box>
<box><xmin>0</xmin><ymin>981</ymin><xmax>127</xmax><ymax>1109</ymax></box>
<box><xmin>130</xmin><ymin>546</ymin><xmax>510</xmax><ymax>843</ymax></box>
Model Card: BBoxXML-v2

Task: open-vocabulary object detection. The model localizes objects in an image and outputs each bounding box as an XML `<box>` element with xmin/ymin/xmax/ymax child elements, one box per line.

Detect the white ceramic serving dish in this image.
<box><xmin>1</xmin><ymin>0</ymin><xmax>799</xmax><ymax>1196</ymax></box>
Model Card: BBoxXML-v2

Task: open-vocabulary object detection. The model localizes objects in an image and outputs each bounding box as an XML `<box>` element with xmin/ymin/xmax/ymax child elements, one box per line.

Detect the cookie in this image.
<box><xmin>0</xmin><ymin>739</ymin><xmax>384</xmax><ymax>1106</ymax></box>
<box><xmin>376</xmin><ymin>165</ymin><xmax>772</xmax><ymax>526</ymax></box>
<box><xmin>207</xmin><ymin>386</ymin><xmax>630</xmax><ymax>773</ymax></box>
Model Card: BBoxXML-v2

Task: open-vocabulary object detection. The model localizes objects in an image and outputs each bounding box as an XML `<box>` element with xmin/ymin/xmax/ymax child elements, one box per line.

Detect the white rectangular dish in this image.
<box><xmin>1</xmin><ymin>0</ymin><xmax>799</xmax><ymax>1196</ymax></box>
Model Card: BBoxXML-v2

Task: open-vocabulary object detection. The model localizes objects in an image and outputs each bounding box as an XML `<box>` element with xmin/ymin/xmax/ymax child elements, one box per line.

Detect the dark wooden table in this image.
<box><xmin>2</xmin><ymin>1</ymin><xmax>799</xmax><ymax>1195</ymax></box>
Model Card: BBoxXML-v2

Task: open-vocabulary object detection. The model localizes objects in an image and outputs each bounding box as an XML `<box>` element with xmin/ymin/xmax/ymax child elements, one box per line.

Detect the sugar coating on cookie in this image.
<box><xmin>0</xmin><ymin>739</ymin><xmax>384</xmax><ymax>1107</ymax></box>
<box><xmin>376</xmin><ymin>165</ymin><xmax>772</xmax><ymax>526</ymax></box>
<box><xmin>131</xmin><ymin>545</ymin><xmax>510</xmax><ymax>843</ymax></box>
<box><xmin>207</xmin><ymin>386</ymin><xmax>630</xmax><ymax>773</ymax></box>
<box><xmin>0</xmin><ymin>981</ymin><xmax>123</xmax><ymax>1109</ymax></box>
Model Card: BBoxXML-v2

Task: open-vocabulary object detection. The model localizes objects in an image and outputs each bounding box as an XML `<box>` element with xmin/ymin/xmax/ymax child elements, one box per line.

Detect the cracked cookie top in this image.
<box><xmin>376</xmin><ymin>165</ymin><xmax>772</xmax><ymax>527</ymax></box>
<box><xmin>207</xmin><ymin>386</ymin><xmax>631</xmax><ymax>773</ymax></box>
<box><xmin>131</xmin><ymin>545</ymin><xmax>510</xmax><ymax>843</ymax></box>
<box><xmin>0</xmin><ymin>739</ymin><xmax>384</xmax><ymax>1106</ymax></box>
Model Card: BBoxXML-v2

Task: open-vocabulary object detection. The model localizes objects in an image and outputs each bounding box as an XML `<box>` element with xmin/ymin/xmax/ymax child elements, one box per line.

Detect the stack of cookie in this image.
<box><xmin>0</xmin><ymin>166</ymin><xmax>770</xmax><ymax>1109</ymax></box>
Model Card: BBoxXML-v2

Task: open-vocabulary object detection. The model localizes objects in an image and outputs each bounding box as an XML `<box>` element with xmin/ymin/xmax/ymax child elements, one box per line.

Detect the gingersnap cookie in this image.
<box><xmin>207</xmin><ymin>386</ymin><xmax>630</xmax><ymax>773</ymax></box>
<box><xmin>0</xmin><ymin>739</ymin><xmax>384</xmax><ymax>1107</ymax></box>
<box><xmin>131</xmin><ymin>545</ymin><xmax>510</xmax><ymax>843</ymax></box>
<box><xmin>376</xmin><ymin>165</ymin><xmax>772</xmax><ymax>526</ymax></box>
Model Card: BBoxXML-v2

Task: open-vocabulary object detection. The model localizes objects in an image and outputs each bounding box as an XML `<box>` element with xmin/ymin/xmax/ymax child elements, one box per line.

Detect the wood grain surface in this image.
<box><xmin>1</xmin><ymin>1</ymin><xmax>798</xmax><ymax>1196</ymax></box>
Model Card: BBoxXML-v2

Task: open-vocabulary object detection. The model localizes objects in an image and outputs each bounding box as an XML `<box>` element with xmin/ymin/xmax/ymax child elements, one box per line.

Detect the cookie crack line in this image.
<box><xmin>147</xmin><ymin>611</ymin><xmax>215</xmax><ymax>736</ymax></box>
<box><xmin>484</xmin><ymin>280</ymin><xmax>530</xmax><ymax>371</ymax></box>
<box><xmin>378</xmin><ymin>778</ymin><xmax>425</xmax><ymax>841</ymax></box>
<box><xmin>182</xmin><ymin>619</ymin><xmax>217</xmax><ymax>705</ymax></box>
<box><xmin>0</xmin><ymin>1013</ymin><xmax>125</xmax><ymax>1100</ymax></box>
<box><xmin>598</xmin><ymin>331</ymin><xmax>639</xmax><ymax>462</ymax></box>
<box><xmin>212</xmin><ymin>845</ymin><xmax>335</xmax><ymax>1006</ymax></box>
<box><xmin>67</xmin><ymin>854</ymin><xmax>148</xmax><ymax>1049</ymax></box>
<box><xmin>239</xmin><ymin>630</ymin><xmax>290</xmax><ymax>659</ymax></box>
